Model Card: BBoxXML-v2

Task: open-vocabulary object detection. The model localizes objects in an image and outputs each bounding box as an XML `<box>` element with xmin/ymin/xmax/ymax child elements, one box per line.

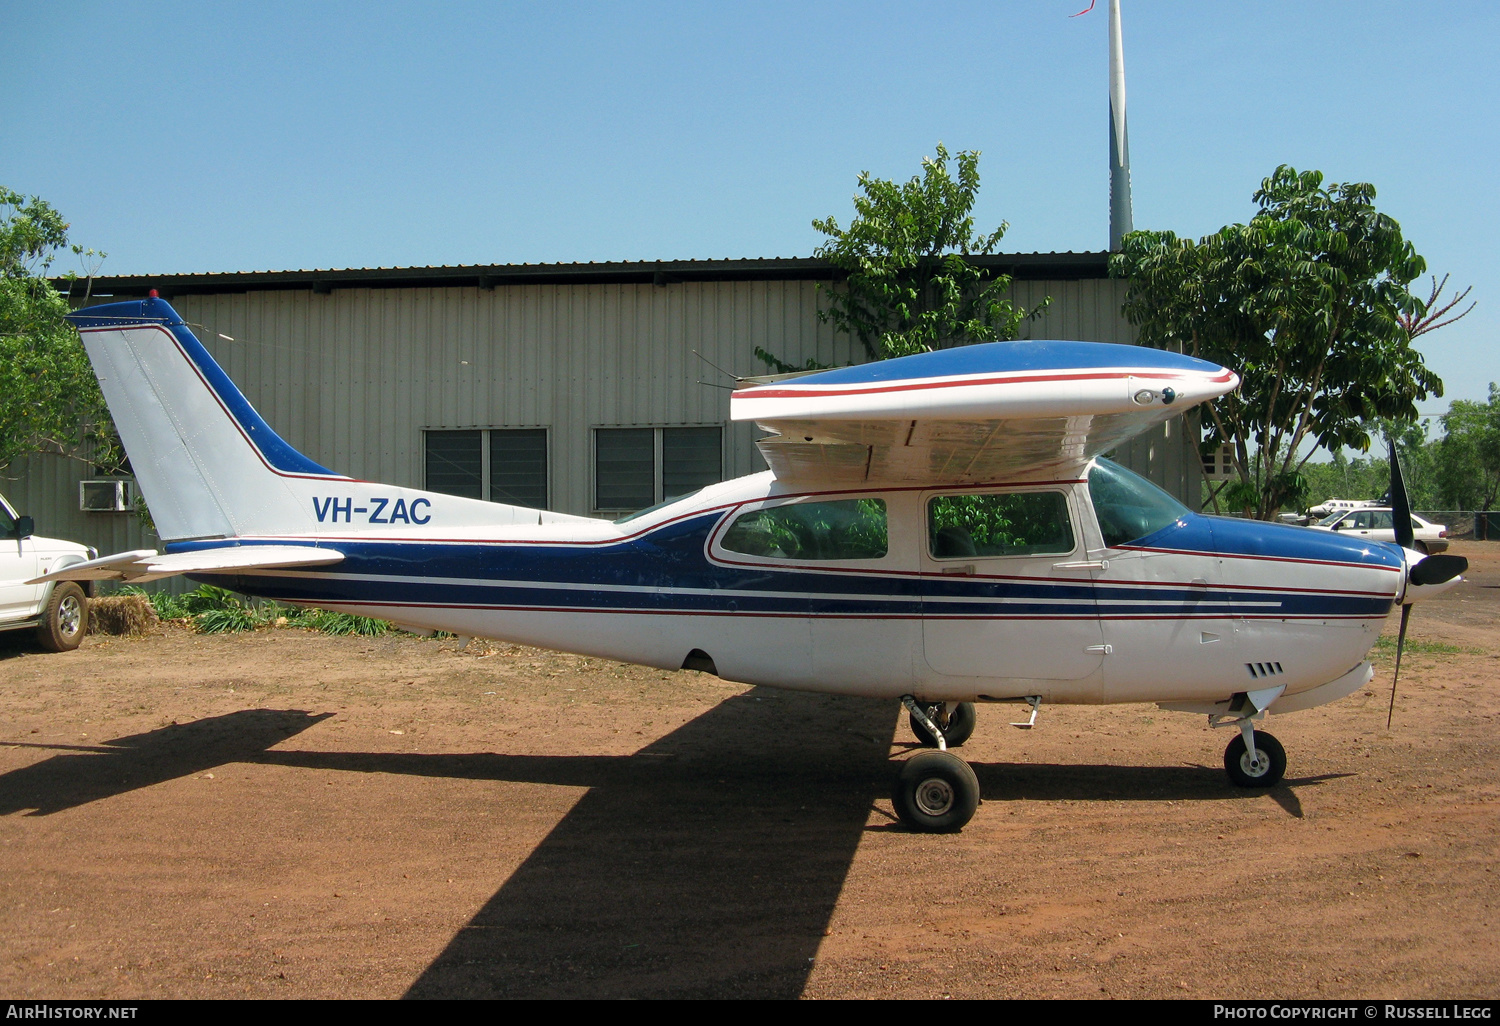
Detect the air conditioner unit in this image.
<box><xmin>79</xmin><ymin>479</ymin><xmax>135</xmax><ymax>513</ymax></box>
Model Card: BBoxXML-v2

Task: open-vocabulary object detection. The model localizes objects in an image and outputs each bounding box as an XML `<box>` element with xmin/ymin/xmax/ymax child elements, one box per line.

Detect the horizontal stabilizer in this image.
<box><xmin>30</xmin><ymin>545</ymin><xmax>345</xmax><ymax>585</ymax></box>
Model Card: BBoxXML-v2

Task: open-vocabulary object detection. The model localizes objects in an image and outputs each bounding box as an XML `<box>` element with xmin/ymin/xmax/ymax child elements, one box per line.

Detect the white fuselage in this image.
<box><xmin>212</xmin><ymin>468</ymin><xmax>1399</xmax><ymax>710</ymax></box>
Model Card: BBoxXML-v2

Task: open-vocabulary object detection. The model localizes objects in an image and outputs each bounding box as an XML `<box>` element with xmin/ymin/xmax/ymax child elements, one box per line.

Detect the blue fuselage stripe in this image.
<box><xmin>179</xmin><ymin>511</ymin><xmax>1398</xmax><ymax>621</ymax></box>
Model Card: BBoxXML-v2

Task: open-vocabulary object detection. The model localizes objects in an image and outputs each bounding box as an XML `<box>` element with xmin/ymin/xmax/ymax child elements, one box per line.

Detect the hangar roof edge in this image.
<box><xmin>54</xmin><ymin>253</ymin><xmax>1111</xmax><ymax>298</ymax></box>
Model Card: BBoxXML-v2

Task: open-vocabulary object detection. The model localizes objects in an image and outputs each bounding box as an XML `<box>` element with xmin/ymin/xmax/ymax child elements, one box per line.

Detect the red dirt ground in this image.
<box><xmin>1</xmin><ymin>541</ymin><xmax>1496</xmax><ymax>999</ymax></box>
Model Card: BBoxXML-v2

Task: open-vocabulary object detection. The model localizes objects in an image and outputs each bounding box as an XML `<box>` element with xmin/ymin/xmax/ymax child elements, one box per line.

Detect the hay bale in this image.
<box><xmin>88</xmin><ymin>594</ymin><xmax>160</xmax><ymax>636</ymax></box>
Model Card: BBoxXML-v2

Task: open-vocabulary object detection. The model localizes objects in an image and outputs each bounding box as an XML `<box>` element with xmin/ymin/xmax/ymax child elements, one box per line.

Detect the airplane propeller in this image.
<box><xmin>1384</xmin><ymin>435</ymin><xmax>1467</xmax><ymax>728</ymax></box>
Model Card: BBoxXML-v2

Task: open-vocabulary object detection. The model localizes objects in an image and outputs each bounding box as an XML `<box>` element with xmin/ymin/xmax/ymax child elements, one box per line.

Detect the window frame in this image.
<box><xmin>922</xmin><ymin>486</ymin><xmax>1081</xmax><ymax>562</ymax></box>
<box><xmin>708</xmin><ymin>493</ymin><xmax>895</xmax><ymax>570</ymax></box>
<box><xmin>422</xmin><ymin>427</ymin><xmax>551</xmax><ymax>509</ymax></box>
<box><xmin>593</xmin><ymin>425</ymin><xmax>724</xmax><ymax>515</ymax></box>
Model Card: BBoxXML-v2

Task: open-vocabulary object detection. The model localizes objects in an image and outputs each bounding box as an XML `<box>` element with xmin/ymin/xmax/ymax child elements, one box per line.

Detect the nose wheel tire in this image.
<box><xmin>35</xmin><ymin>582</ymin><xmax>87</xmax><ymax>653</ymax></box>
<box><xmin>1223</xmin><ymin>730</ymin><xmax>1286</xmax><ymax>788</ymax></box>
<box><xmin>893</xmin><ymin>751</ymin><xmax>980</xmax><ymax>833</ymax></box>
<box><xmin>909</xmin><ymin>701</ymin><xmax>977</xmax><ymax>748</ymax></box>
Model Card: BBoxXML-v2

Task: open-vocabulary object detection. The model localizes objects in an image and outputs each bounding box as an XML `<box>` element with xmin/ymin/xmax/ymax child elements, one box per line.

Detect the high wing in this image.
<box><xmin>29</xmin><ymin>545</ymin><xmax>345</xmax><ymax>585</ymax></box>
<box><xmin>730</xmin><ymin>341</ymin><xmax>1239</xmax><ymax>485</ymax></box>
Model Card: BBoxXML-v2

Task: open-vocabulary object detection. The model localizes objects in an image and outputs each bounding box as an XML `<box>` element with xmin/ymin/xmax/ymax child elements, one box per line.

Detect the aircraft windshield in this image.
<box><xmin>1087</xmin><ymin>458</ymin><xmax>1190</xmax><ymax>548</ymax></box>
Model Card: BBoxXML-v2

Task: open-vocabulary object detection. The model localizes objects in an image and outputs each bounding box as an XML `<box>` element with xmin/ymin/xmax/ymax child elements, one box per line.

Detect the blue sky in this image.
<box><xmin>4</xmin><ymin>1</ymin><xmax>1496</xmax><ymax>414</ymax></box>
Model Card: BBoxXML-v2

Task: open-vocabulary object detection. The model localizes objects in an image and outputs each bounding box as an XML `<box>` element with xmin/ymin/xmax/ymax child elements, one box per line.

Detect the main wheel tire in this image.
<box><xmin>35</xmin><ymin>582</ymin><xmax>87</xmax><ymax>653</ymax></box>
<box><xmin>893</xmin><ymin>751</ymin><xmax>980</xmax><ymax>833</ymax></box>
<box><xmin>909</xmin><ymin>701</ymin><xmax>977</xmax><ymax>748</ymax></box>
<box><xmin>1223</xmin><ymin>730</ymin><xmax>1286</xmax><ymax>788</ymax></box>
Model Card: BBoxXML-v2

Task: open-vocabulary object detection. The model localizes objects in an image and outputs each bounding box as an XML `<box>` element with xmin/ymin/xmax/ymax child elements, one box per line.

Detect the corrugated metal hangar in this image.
<box><xmin>17</xmin><ymin>253</ymin><xmax>1201</xmax><ymax>557</ymax></box>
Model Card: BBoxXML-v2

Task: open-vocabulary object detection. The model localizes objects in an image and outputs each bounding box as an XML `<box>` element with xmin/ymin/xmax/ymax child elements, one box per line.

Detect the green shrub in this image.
<box><xmin>193</xmin><ymin>606</ymin><xmax>261</xmax><ymax>633</ymax></box>
<box><xmin>301</xmin><ymin>609</ymin><xmax>394</xmax><ymax>636</ymax></box>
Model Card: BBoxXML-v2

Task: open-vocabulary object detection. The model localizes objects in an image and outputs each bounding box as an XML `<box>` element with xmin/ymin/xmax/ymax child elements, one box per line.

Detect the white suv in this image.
<box><xmin>1</xmin><ymin>491</ymin><xmax>96</xmax><ymax>651</ymax></box>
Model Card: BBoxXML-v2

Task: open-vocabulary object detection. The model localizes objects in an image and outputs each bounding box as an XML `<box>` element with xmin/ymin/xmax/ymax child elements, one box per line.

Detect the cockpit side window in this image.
<box><xmin>720</xmin><ymin>498</ymin><xmax>888</xmax><ymax>561</ymax></box>
<box><xmin>927</xmin><ymin>491</ymin><xmax>1074</xmax><ymax>559</ymax></box>
<box><xmin>1087</xmin><ymin>458</ymin><xmax>1190</xmax><ymax>548</ymax></box>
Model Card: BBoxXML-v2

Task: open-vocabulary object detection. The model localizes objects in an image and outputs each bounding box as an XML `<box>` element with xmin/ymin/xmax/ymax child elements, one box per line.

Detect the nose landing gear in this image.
<box><xmin>1209</xmin><ymin>687</ymin><xmax>1288</xmax><ymax>788</ymax></box>
<box><xmin>1223</xmin><ymin>728</ymin><xmax>1286</xmax><ymax>788</ymax></box>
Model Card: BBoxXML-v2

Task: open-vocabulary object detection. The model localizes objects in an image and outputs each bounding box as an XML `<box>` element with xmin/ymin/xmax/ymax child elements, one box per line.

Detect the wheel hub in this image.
<box><xmin>914</xmin><ymin>777</ymin><xmax>955</xmax><ymax>816</ymax></box>
<box><xmin>59</xmin><ymin>596</ymin><xmax>82</xmax><ymax>637</ymax></box>
<box><xmin>1239</xmin><ymin>749</ymin><xmax>1267</xmax><ymax>777</ymax></box>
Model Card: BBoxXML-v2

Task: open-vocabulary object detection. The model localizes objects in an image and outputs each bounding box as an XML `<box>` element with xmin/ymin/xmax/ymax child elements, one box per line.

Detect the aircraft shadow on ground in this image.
<box><xmin>967</xmin><ymin>761</ymin><xmax>1348</xmax><ymax>818</ymax></box>
<box><xmin>1</xmin><ymin>695</ymin><xmax>1349</xmax><ymax>996</ymax></box>
<box><xmin>0</xmin><ymin>709</ymin><xmax>331</xmax><ymax>816</ymax></box>
<box><xmin>389</xmin><ymin>688</ymin><xmax>899</xmax><ymax>1000</ymax></box>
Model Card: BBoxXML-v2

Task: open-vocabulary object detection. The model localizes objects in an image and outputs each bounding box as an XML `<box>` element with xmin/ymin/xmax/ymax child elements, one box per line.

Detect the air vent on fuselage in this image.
<box><xmin>1246</xmin><ymin>662</ymin><xmax>1284</xmax><ymax>680</ymax></box>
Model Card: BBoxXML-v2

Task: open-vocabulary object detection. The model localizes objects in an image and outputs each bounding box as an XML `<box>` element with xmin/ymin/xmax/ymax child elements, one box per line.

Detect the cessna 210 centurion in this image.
<box><xmin>38</xmin><ymin>296</ymin><xmax>1466</xmax><ymax>832</ymax></box>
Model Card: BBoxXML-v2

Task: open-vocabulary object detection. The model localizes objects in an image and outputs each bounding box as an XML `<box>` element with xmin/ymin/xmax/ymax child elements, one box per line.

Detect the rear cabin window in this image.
<box><xmin>927</xmin><ymin>492</ymin><xmax>1075</xmax><ymax>559</ymax></box>
<box><xmin>720</xmin><ymin>499</ymin><xmax>888</xmax><ymax>561</ymax></box>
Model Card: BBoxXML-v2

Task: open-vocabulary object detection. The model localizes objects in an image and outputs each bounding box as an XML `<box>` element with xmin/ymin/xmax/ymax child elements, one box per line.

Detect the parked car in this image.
<box><xmin>1309</xmin><ymin>506</ymin><xmax>1450</xmax><ymax>554</ymax></box>
<box><xmin>1</xmin><ymin>491</ymin><xmax>96</xmax><ymax>651</ymax></box>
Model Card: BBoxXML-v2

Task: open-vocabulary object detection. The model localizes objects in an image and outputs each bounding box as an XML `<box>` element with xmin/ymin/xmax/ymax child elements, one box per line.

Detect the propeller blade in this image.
<box><xmin>1387</xmin><ymin>434</ymin><xmax>1415</xmax><ymax>550</ymax></box>
<box><xmin>1410</xmin><ymin>553</ymin><xmax>1469</xmax><ymax>587</ymax></box>
<box><xmin>1387</xmin><ymin>603</ymin><xmax>1413</xmax><ymax>729</ymax></box>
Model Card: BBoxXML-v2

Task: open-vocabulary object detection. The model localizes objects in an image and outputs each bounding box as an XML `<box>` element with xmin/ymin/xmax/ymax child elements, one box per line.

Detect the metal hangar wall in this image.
<box><xmin>16</xmin><ymin>254</ymin><xmax>1202</xmax><ymax>557</ymax></box>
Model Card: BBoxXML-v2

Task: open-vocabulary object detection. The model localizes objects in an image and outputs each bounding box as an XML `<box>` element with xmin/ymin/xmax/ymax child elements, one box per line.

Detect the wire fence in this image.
<box><xmin>1413</xmin><ymin>512</ymin><xmax>1500</xmax><ymax>541</ymax></box>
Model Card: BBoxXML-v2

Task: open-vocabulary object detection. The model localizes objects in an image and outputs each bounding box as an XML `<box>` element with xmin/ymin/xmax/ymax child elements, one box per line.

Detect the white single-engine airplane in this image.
<box><xmin>38</xmin><ymin>296</ymin><xmax>1467</xmax><ymax>832</ymax></box>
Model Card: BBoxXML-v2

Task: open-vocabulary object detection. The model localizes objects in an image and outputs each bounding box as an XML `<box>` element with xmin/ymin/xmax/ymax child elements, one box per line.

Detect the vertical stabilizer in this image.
<box><xmin>67</xmin><ymin>297</ymin><xmax>589</xmax><ymax>544</ymax></box>
<box><xmin>67</xmin><ymin>298</ymin><xmax>343</xmax><ymax>541</ymax></box>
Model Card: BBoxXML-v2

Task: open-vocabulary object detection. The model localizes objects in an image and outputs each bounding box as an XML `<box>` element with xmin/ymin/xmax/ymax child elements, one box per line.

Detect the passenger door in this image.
<box><xmin>920</xmin><ymin>487</ymin><xmax>1104</xmax><ymax>680</ymax></box>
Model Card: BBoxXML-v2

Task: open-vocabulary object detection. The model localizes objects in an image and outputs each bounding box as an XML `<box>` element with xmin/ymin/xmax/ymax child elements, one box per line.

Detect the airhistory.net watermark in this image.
<box><xmin>5</xmin><ymin>1007</ymin><xmax>138</xmax><ymax>1020</ymax></box>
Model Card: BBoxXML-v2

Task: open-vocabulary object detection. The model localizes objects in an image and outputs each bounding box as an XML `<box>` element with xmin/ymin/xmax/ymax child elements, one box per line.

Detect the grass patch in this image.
<box><xmin>1374</xmin><ymin>635</ymin><xmax>1483</xmax><ymax>656</ymax></box>
<box><xmin>290</xmin><ymin>608</ymin><xmax>394</xmax><ymax>636</ymax></box>
<box><xmin>121</xmin><ymin>584</ymin><xmax>396</xmax><ymax>636</ymax></box>
<box><xmin>193</xmin><ymin>606</ymin><xmax>262</xmax><ymax>633</ymax></box>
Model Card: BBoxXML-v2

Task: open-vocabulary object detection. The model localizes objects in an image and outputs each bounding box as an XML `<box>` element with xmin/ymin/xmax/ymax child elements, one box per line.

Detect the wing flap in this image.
<box><xmin>30</xmin><ymin>545</ymin><xmax>345</xmax><ymax>584</ymax></box>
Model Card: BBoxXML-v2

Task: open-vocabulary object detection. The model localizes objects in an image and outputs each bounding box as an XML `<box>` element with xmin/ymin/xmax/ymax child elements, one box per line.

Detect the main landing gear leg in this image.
<box><xmin>894</xmin><ymin>695</ymin><xmax>980</xmax><ymax>833</ymax></box>
<box><xmin>906</xmin><ymin>698</ymin><xmax>977</xmax><ymax>748</ymax></box>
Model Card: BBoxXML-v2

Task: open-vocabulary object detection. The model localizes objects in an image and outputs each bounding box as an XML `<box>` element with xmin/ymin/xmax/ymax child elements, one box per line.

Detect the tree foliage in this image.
<box><xmin>0</xmin><ymin>188</ymin><xmax>113</xmax><ymax>475</ymax></box>
<box><xmin>1111</xmin><ymin>166</ymin><xmax>1443</xmax><ymax>519</ymax></box>
<box><xmin>1295</xmin><ymin>418</ymin><xmax>1439</xmax><ymax>512</ymax></box>
<box><xmin>796</xmin><ymin>144</ymin><xmax>1047</xmax><ymax>366</ymax></box>
<box><xmin>1435</xmin><ymin>383</ymin><xmax>1500</xmax><ymax>512</ymax></box>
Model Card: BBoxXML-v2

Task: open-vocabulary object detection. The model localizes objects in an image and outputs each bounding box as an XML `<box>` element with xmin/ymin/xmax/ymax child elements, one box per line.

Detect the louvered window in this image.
<box><xmin>424</xmin><ymin>429</ymin><xmax>549</xmax><ymax>508</ymax></box>
<box><xmin>595</xmin><ymin>426</ymin><xmax>722</xmax><ymax>513</ymax></box>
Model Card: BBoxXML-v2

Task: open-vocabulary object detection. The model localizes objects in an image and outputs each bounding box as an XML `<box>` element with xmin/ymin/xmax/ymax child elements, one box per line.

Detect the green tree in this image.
<box><xmin>1435</xmin><ymin>383</ymin><xmax>1500</xmax><ymax>512</ymax></box>
<box><xmin>1111</xmin><ymin>166</ymin><xmax>1442</xmax><ymax>520</ymax></box>
<box><xmin>0</xmin><ymin>188</ymin><xmax>114</xmax><ymax>474</ymax></box>
<box><xmin>782</xmin><ymin>143</ymin><xmax>1046</xmax><ymax>369</ymax></box>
